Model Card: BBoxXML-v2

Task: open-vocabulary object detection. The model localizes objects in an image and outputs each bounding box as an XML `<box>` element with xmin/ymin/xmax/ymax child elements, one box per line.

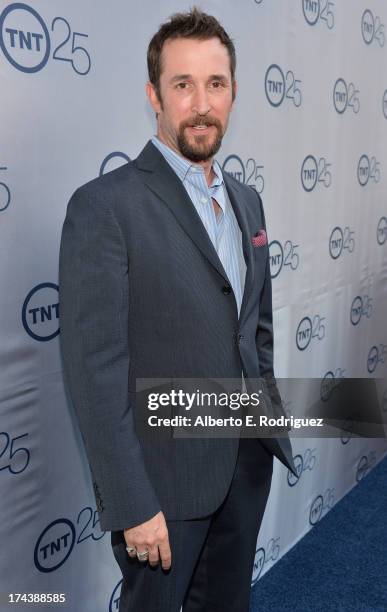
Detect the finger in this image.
<box><xmin>147</xmin><ymin>545</ymin><xmax>160</xmax><ymax>567</ymax></box>
<box><xmin>158</xmin><ymin>538</ymin><xmax>172</xmax><ymax>570</ymax></box>
<box><xmin>136</xmin><ymin>548</ymin><xmax>149</xmax><ymax>563</ymax></box>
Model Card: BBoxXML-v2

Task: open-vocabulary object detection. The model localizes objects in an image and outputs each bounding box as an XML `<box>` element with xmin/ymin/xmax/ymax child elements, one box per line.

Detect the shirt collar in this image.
<box><xmin>151</xmin><ymin>135</ymin><xmax>224</xmax><ymax>188</ymax></box>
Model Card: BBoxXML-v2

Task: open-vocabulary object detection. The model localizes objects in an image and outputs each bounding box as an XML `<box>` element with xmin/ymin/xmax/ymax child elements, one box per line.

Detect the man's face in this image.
<box><xmin>147</xmin><ymin>37</ymin><xmax>236</xmax><ymax>163</ymax></box>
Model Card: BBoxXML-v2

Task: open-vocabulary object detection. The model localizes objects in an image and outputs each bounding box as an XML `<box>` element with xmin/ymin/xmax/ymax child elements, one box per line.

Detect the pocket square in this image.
<box><xmin>252</xmin><ymin>229</ymin><xmax>267</xmax><ymax>247</ymax></box>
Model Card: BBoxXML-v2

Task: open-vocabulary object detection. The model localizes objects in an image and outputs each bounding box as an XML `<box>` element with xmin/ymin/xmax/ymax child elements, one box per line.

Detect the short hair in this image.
<box><xmin>147</xmin><ymin>7</ymin><xmax>236</xmax><ymax>100</ymax></box>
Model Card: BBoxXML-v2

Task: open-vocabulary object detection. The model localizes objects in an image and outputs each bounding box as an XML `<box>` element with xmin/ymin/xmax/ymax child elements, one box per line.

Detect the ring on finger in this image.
<box><xmin>137</xmin><ymin>549</ymin><xmax>149</xmax><ymax>561</ymax></box>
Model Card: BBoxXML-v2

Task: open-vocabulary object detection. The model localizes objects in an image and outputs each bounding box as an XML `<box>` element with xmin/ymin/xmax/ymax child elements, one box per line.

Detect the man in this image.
<box><xmin>59</xmin><ymin>8</ymin><xmax>295</xmax><ymax>611</ymax></box>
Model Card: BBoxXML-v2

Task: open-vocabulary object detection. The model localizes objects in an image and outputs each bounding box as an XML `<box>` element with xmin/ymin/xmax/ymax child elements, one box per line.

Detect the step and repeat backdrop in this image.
<box><xmin>1</xmin><ymin>0</ymin><xmax>387</xmax><ymax>610</ymax></box>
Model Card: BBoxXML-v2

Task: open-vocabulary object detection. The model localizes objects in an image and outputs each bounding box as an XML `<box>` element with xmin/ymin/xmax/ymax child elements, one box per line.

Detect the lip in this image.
<box><xmin>186</xmin><ymin>125</ymin><xmax>214</xmax><ymax>134</ymax></box>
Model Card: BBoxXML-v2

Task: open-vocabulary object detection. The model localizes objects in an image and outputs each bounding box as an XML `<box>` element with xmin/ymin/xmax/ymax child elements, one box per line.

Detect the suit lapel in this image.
<box><xmin>135</xmin><ymin>141</ymin><xmax>230</xmax><ymax>284</ymax></box>
<box><xmin>223</xmin><ymin>174</ymin><xmax>255</xmax><ymax>323</ymax></box>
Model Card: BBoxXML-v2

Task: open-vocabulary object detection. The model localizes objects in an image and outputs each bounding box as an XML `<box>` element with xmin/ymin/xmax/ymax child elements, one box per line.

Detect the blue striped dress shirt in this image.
<box><xmin>151</xmin><ymin>136</ymin><xmax>246</xmax><ymax>317</ymax></box>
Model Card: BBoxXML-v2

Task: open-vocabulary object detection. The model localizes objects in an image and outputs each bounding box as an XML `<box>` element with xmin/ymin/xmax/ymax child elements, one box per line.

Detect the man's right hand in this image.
<box><xmin>123</xmin><ymin>511</ymin><xmax>171</xmax><ymax>570</ymax></box>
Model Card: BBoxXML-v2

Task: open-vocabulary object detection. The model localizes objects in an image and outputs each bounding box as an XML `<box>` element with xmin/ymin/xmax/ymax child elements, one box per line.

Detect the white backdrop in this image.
<box><xmin>1</xmin><ymin>1</ymin><xmax>386</xmax><ymax>610</ymax></box>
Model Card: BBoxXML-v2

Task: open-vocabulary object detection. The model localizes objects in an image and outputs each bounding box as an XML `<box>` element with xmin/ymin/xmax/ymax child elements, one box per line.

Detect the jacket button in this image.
<box><xmin>237</xmin><ymin>334</ymin><xmax>244</xmax><ymax>342</ymax></box>
<box><xmin>222</xmin><ymin>285</ymin><xmax>232</xmax><ymax>295</ymax></box>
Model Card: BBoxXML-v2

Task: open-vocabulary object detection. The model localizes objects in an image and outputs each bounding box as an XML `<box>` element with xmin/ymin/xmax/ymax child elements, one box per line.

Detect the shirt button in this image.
<box><xmin>222</xmin><ymin>285</ymin><xmax>232</xmax><ymax>295</ymax></box>
<box><xmin>200</xmin><ymin>197</ymin><xmax>207</xmax><ymax>204</ymax></box>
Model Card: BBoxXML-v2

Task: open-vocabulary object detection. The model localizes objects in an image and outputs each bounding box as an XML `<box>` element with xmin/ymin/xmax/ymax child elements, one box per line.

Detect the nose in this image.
<box><xmin>191</xmin><ymin>84</ymin><xmax>211</xmax><ymax>116</ymax></box>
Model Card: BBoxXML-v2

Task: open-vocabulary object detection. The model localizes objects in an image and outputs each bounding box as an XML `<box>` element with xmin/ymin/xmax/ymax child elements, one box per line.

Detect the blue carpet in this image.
<box><xmin>250</xmin><ymin>456</ymin><xmax>387</xmax><ymax>612</ymax></box>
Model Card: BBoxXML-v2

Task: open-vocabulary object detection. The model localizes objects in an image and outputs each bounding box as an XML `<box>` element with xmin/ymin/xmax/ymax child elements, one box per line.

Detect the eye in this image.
<box><xmin>176</xmin><ymin>82</ymin><xmax>189</xmax><ymax>89</ymax></box>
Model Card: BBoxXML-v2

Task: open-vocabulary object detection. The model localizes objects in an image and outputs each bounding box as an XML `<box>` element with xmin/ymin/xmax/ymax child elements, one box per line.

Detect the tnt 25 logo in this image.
<box><xmin>296</xmin><ymin>314</ymin><xmax>326</xmax><ymax>351</ymax></box>
<box><xmin>222</xmin><ymin>155</ymin><xmax>264</xmax><ymax>193</ymax></box>
<box><xmin>251</xmin><ymin>537</ymin><xmax>280</xmax><ymax>585</ymax></box>
<box><xmin>269</xmin><ymin>240</ymin><xmax>299</xmax><ymax>279</ymax></box>
<box><xmin>109</xmin><ymin>579</ymin><xmax>123</xmax><ymax>612</ymax></box>
<box><xmin>361</xmin><ymin>9</ymin><xmax>385</xmax><ymax>46</ymax></box>
<box><xmin>356</xmin><ymin>451</ymin><xmax>376</xmax><ymax>482</ymax></box>
<box><xmin>329</xmin><ymin>226</ymin><xmax>355</xmax><ymax>259</ymax></box>
<box><xmin>265</xmin><ymin>64</ymin><xmax>302</xmax><ymax>108</ymax></box>
<box><xmin>301</xmin><ymin>155</ymin><xmax>332</xmax><ymax>191</ymax></box>
<box><xmin>0</xmin><ymin>431</ymin><xmax>30</xmax><ymax>474</ymax></box>
<box><xmin>34</xmin><ymin>506</ymin><xmax>105</xmax><ymax>573</ymax></box>
<box><xmin>302</xmin><ymin>0</ymin><xmax>334</xmax><ymax>29</ymax></box>
<box><xmin>333</xmin><ymin>78</ymin><xmax>360</xmax><ymax>114</ymax></box>
<box><xmin>350</xmin><ymin>295</ymin><xmax>372</xmax><ymax>325</ymax></box>
<box><xmin>0</xmin><ymin>3</ymin><xmax>91</xmax><ymax>75</ymax></box>
<box><xmin>22</xmin><ymin>283</ymin><xmax>59</xmax><ymax>342</ymax></box>
<box><xmin>367</xmin><ymin>344</ymin><xmax>387</xmax><ymax>374</ymax></box>
<box><xmin>0</xmin><ymin>164</ymin><xmax>11</xmax><ymax>212</ymax></box>
<box><xmin>287</xmin><ymin>448</ymin><xmax>317</xmax><ymax>486</ymax></box>
<box><xmin>100</xmin><ymin>152</ymin><xmax>131</xmax><ymax>177</ymax></box>
<box><xmin>320</xmin><ymin>368</ymin><xmax>346</xmax><ymax>402</ymax></box>
<box><xmin>357</xmin><ymin>155</ymin><xmax>380</xmax><ymax>186</ymax></box>
<box><xmin>377</xmin><ymin>217</ymin><xmax>387</xmax><ymax>245</ymax></box>
<box><xmin>309</xmin><ymin>488</ymin><xmax>335</xmax><ymax>525</ymax></box>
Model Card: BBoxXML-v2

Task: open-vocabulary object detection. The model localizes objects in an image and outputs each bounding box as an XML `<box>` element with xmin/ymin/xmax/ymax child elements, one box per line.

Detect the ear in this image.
<box><xmin>146</xmin><ymin>81</ymin><xmax>162</xmax><ymax>114</ymax></box>
<box><xmin>231</xmin><ymin>80</ymin><xmax>237</xmax><ymax>106</ymax></box>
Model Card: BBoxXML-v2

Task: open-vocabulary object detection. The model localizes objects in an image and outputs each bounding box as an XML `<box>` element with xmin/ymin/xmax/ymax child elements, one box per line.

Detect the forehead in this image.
<box><xmin>160</xmin><ymin>37</ymin><xmax>231</xmax><ymax>79</ymax></box>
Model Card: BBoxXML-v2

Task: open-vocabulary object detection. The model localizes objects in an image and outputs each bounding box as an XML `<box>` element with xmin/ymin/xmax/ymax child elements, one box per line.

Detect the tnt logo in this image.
<box><xmin>356</xmin><ymin>452</ymin><xmax>376</xmax><ymax>482</ymax></box>
<box><xmin>333</xmin><ymin>78</ymin><xmax>359</xmax><ymax>114</ymax></box>
<box><xmin>0</xmin><ymin>3</ymin><xmax>50</xmax><ymax>73</ymax></box>
<box><xmin>100</xmin><ymin>152</ymin><xmax>131</xmax><ymax>177</ymax></box>
<box><xmin>265</xmin><ymin>64</ymin><xmax>302</xmax><ymax>108</ymax></box>
<box><xmin>222</xmin><ymin>155</ymin><xmax>265</xmax><ymax>193</ymax></box>
<box><xmin>367</xmin><ymin>344</ymin><xmax>386</xmax><ymax>373</ymax></box>
<box><xmin>296</xmin><ymin>314</ymin><xmax>325</xmax><ymax>351</ymax></box>
<box><xmin>251</xmin><ymin>538</ymin><xmax>280</xmax><ymax>585</ymax></box>
<box><xmin>320</xmin><ymin>368</ymin><xmax>346</xmax><ymax>401</ymax></box>
<box><xmin>109</xmin><ymin>579</ymin><xmax>123</xmax><ymax>612</ymax></box>
<box><xmin>301</xmin><ymin>155</ymin><xmax>332</xmax><ymax>191</ymax></box>
<box><xmin>361</xmin><ymin>9</ymin><xmax>385</xmax><ymax>46</ymax></box>
<box><xmin>383</xmin><ymin>91</ymin><xmax>387</xmax><ymax>119</ymax></box>
<box><xmin>22</xmin><ymin>283</ymin><xmax>59</xmax><ymax>342</ymax></box>
<box><xmin>34</xmin><ymin>519</ymin><xmax>76</xmax><ymax>573</ymax></box>
<box><xmin>269</xmin><ymin>240</ymin><xmax>299</xmax><ymax>278</ymax></box>
<box><xmin>329</xmin><ymin>226</ymin><xmax>355</xmax><ymax>259</ymax></box>
<box><xmin>350</xmin><ymin>295</ymin><xmax>372</xmax><ymax>325</ymax></box>
<box><xmin>377</xmin><ymin>217</ymin><xmax>387</xmax><ymax>245</ymax></box>
<box><xmin>303</xmin><ymin>0</ymin><xmax>334</xmax><ymax>29</ymax></box>
<box><xmin>309</xmin><ymin>488</ymin><xmax>335</xmax><ymax>525</ymax></box>
<box><xmin>357</xmin><ymin>155</ymin><xmax>380</xmax><ymax>186</ymax></box>
<box><xmin>287</xmin><ymin>448</ymin><xmax>317</xmax><ymax>486</ymax></box>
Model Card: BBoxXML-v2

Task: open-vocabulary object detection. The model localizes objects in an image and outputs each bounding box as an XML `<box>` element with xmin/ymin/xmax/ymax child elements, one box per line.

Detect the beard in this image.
<box><xmin>177</xmin><ymin>116</ymin><xmax>224</xmax><ymax>162</ymax></box>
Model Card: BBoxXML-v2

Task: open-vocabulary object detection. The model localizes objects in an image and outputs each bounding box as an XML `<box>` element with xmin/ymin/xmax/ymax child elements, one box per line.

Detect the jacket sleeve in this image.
<box><xmin>59</xmin><ymin>186</ymin><xmax>160</xmax><ymax>532</ymax></box>
<box><xmin>254</xmin><ymin>191</ymin><xmax>274</xmax><ymax>378</ymax></box>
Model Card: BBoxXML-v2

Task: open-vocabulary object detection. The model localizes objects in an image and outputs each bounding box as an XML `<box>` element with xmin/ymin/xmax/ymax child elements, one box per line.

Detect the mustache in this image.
<box><xmin>180</xmin><ymin>116</ymin><xmax>222</xmax><ymax>129</ymax></box>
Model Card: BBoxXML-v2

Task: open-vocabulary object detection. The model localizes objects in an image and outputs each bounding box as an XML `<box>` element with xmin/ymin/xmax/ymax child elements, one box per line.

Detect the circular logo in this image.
<box><xmin>301</xmin><ymin>155</ymin><xmax>318</xmax><ymax>192</ymax></box>
<box><xmin>296</xmin><ymin>316</ymin><xmax>312</xmax><ymax>351</ymax></box>
<box><xmin>0</xmin><ymin>3</ymin><xmax>50</xmax><ymax>73</ymax></box>
<box><xmin>377</xmin><ymin>216</ymin><xmax>387</xmax><ymax>245</ymax></box>
<box><xmin>361</xmin><ymin>9</ymin><xmax>374</xmax><ymax>44</ymax></box>
<box><xmin>320</xmin><ymin>371</ymin><xmax>335</xmax><ymax>402</ymax></box>
<box><xmin>350</xmin><ymin>296</ymin><xmax>363</xmax><ymax>325</ymax></box>
<box><xmin>357</xmin><ymin>154</ymin><xmax>370</xmax><ymax>186</ymax></box>
<box><xmin>264</xmin><ymin>64</ymin><xmax>285</xmax><ymax>107</ymax></box>
<box><xmin>367</xmin><ymin>345</ymin><xmax>378</xmax><ymax>373</ymax></box>
<box><xmin>268</xmin><ymin>240</ymin><xmax>283</xmax><ymax>279</ymax></box>
<box><xmin>287</xmin><ymin>454</ymin><xmax>303</xmax><ymax>486</ymax></box>
<box><xmin>251</xmin><ymin>547</ymin><xmax>265</xmax><ymax>585</ymax></box>
<box><xmin>99</xmin><ymin>152</ymin><xmax>130</xmax><ymax>176</ymax></box>
<box><xmin>302</xmin><ymin>0</ymin><xmax>320</xmax><ymax>25</ymax></box>
<box><xmin>22</xmin><ymin>282</ymin><xmax>59</xmax><ymax>341</ymax></box>
<box><xmin>222</xmin><ymin>154</ymin><xmax>245</xmax><ymax>184</ymax></box>
<box><xmin>34</xmin><ymin>518</ymin><xmax>76</xmax><ymax>573</ymax></box>
<box><xmin>383</xmin><ymin>90</ymin><xmax>387</xmax><ymax>119</ymax></box>
<box><xmin>329</xmin><ymin>226</ymin><xmax>343</xmax><ymax>259</ymax></box>
<box><xmin>109</xmin><ymin>579</ymin><xmax>123</xmax><ymax>612</ymax></box>
<box><xmin>333</xmin><ymin>78</ymin><xmax>348</xmax><ymax>114</ymax></box>
<box><xmin>356</xmin><ymin>456</ymin><xmax>368</xmax><ymax>482</ymax></box>
<box><xmin>309</xmin><ymin>494</ymin><xmax>323</xmax><ymax>525</ymax></box>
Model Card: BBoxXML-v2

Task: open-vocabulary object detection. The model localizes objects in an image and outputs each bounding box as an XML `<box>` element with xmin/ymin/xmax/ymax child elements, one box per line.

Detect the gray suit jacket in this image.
<box><xmin>59</xmin><ymin>140</ymin><xmax>296</xmax><ymax>532</ymax></box>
